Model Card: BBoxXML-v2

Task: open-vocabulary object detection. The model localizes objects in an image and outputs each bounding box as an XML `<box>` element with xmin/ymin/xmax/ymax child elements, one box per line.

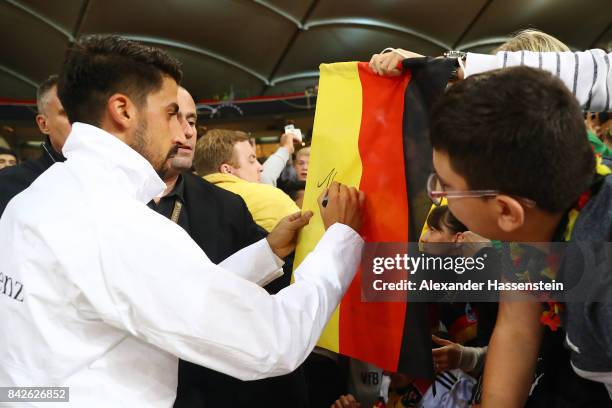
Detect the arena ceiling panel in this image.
<box><xmin>0</xmin><ymin>0</ymin><xmax>611</xmax><ymax>102</ymax></box>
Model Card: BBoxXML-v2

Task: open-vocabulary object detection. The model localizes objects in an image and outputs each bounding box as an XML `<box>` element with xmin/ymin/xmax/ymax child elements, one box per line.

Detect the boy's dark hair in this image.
<box><xmin>431</xmin><ymin>66</ymin><xmax>594</xmax><ymax>213</ymax></box>
<box><xmin>36</xmin><ymin>74</ymin><xmax>59</xmax><ymax>113</ymax></box>
<box><xmin>426</xmin><ymin>205</ymin><xmax>467</xmax><ymax>234</ymax></box>
<box><xmin>57</xmin><ymin>34</ymin><xmax>182</xmax><ymax>126</ymax></box>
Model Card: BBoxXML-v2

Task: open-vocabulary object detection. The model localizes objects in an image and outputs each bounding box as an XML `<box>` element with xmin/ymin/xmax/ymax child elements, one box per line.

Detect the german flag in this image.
<box><xmin>294</xmin><ymin>58</ymin><xmax>454</xmax><ymax>377</ymax></box>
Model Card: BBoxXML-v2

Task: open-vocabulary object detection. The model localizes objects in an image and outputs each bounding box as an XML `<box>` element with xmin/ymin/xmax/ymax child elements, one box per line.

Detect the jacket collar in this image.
<box><xmin>41</xmin><ymin>137</ymin><xmax>66</xmax><ymax>164</ymax></box>
<box><xmin>62</xmin><ymin>122</ymin><xmax>166</xmax><ymax>203</ymax></box>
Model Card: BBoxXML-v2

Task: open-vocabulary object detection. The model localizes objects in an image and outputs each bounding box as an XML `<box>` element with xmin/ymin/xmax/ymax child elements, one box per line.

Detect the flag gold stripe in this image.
<box><xmin>294</xmin><ymin>62</ymin><xmax>364</xmax><ymax>352</ymax></box>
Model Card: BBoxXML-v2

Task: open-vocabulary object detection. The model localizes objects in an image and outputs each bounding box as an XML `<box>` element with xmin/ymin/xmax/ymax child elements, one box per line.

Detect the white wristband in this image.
<box><xmin>458</xmin><ymin>346</ymin><xmax>487</xmax><ymax>372</ymax></box>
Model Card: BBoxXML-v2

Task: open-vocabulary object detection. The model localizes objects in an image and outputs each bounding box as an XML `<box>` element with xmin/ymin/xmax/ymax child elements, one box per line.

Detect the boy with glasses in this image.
<box><xmin>428</xmin><ymin>66</ymin><xmax>612</xmax><ymax>406</ymax></box>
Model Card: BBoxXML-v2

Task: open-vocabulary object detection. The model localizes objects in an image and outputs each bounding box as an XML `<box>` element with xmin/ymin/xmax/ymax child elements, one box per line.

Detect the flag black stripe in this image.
<box><xmin>396</xmin><ymin>57</ymin><xmax>456</xmax><ymax>379</ymax></box>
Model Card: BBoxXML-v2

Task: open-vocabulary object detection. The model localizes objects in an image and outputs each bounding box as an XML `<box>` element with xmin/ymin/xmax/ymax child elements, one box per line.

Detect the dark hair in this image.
<box><xmin>431</xmin><ymin>66</ymin><xmax>594</xmax><ymax>213</ymax></box>
<box><xmin>36</xmin><ymin>74</ymin><xmax>59</xmax><ymax>113</ymax></box>
<box><xmin>426</xmin><ymin>205</ymin><xmax>467</xmax><ymax>234</ymax></box>
<box><xmin>283</xmin><ymin>180</ymin><xmax>306</xmax><ymax>200</ymax></box>
<box><xmin>0</xmin><ymin>147</ymin><xmax>18</xmax><ymax>160</ymax></box>
<box><xmin>57</xmin><ymin>34</ymin><xmax>182</xmax><ymax>126</ymax></box>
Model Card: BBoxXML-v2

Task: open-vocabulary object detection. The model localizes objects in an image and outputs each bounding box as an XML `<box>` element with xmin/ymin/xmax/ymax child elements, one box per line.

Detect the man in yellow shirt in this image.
<box><xmin>194</xmin><ymin>129</ymin><xmax>300</xmax><ymax>232</ymax></box>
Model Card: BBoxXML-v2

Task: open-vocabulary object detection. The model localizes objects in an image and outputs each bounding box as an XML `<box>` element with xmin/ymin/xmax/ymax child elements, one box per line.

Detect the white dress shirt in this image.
<box><xmin>0</xmin><ymin>123</ymin><xmax>363</xmax><ymax>407</ymax></box>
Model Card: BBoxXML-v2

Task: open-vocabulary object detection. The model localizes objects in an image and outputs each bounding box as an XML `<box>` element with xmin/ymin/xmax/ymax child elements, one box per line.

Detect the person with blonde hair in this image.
<box><xmin>493</xmin><ymin>28</ymin><xmax>570</xmax><ymax>53</ymax></box>
<box><xmin>369</xmin><ymin>31</ymin><xmax>611</xmax><ymax>111</ymax></box>
<box><xmin>294</xmin><ymin>146</ymin><xmax>310</xmax><ymax>181</ymax></box>
<box><xmin>194</xmin><ymin>128</ymin><xmax>301</xmax><ymax>232</ymax></box>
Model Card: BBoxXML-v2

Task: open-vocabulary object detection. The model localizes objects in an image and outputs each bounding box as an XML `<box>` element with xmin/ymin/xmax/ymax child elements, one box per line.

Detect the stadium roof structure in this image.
<box><xmin>0</xmin><ymin>0</ymin><xmax>610</xmax><ymax>125</ymax></box>
<box><xmin>2</xmin><ymin>0</ymin><xmax>611</xmax><ymax>100</ymax></box>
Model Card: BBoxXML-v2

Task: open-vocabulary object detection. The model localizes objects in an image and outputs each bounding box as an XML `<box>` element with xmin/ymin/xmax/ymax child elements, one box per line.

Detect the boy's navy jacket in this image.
<box><xmin>561</xmin><ymin>173</ymin><xmax>612</xmax><ymax>372</ymax></box>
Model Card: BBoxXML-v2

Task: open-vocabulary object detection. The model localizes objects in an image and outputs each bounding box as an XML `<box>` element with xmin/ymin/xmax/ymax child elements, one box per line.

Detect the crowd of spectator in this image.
<box><xmin>0</xmin><ymin>27</ymin><xmax>611</xmax><ymax>408</ymax></box>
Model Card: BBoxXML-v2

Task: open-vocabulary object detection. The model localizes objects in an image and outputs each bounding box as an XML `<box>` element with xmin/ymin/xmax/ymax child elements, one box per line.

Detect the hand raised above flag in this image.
<box><xmin>318</xmin><ymin>181</ymin><xmax>365</xmax><ymax>233</ymax></box>
<box><xmin>369</xmin><ymin>48</ymin><xmax>424</xmax><ymax>76</ymax></box>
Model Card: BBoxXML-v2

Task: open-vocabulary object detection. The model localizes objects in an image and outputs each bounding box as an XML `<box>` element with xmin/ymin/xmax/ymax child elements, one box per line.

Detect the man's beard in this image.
<box><xmin>159</xmin><ymin>147</ymin><xmax>192</xmax><ymax>181</ymax></box>
<box><xmin>156</xmin><ymin>145</ymin><xmax>180</xmax><ymax>180</ymax></box>
<box><xmin>129</xmin><ymin>117</ymin><xmax>177</xmax><ymax>179</ymax></box>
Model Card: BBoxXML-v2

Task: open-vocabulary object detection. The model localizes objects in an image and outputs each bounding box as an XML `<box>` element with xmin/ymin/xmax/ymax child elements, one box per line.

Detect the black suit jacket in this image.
<box><xmin>174</xmin><ymin>173</ymin><xmax>307</xmax><ymax>408</ymax></box>
<box><xmin>181</xmin><ymin>172</ymin><xmax>265</xmax><ymax>262</ymax></box>
<box><xmin>0</xmin><ymin>142</ymin><xmax>63</xmax><ymax>218</ymax></box>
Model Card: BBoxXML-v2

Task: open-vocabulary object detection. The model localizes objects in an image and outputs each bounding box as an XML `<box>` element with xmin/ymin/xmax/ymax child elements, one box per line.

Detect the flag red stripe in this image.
<box><xmin>338</xmin><ymin>62</ymin><xmax>411</xmax><ymax>371</ymax></box>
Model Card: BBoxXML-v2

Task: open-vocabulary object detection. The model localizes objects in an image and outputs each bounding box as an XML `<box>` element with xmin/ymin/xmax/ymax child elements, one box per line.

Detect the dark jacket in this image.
<box><xmin>0</xmin><ymin>141</ymin><xmax>64</xmax><ymax>218</ymax></box>
<box><xmin>180</xmin><ymin>172</ymin><xmax>265</xmax><ymax>263</ymax></box>
<box><xmin>174</xmin><ymin>173</ymin><xmax>307</xmax><ymax>408</ymax></box>
<box><xmin>562</xmin><ymin>174</ymin><xmax>612</xmax><ymax>372</ymax></box>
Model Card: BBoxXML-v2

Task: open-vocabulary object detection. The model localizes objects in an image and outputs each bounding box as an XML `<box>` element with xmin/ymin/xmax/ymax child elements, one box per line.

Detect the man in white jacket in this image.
<box><xmin>0</xmin><ymin>34</ymin><xmax>365</xmax><ymax>407</ymax></box>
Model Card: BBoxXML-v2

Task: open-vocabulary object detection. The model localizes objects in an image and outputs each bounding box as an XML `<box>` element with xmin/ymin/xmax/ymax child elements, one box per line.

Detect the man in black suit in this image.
<box><xmin>0</xmin><ymin>75</ymin><xmax>70</xmax><ymax>217</ymax></box>
<box><xmin>150</xmin><ymin>87</ymin><xmax>307</xmax><ymax>408</ymax></box>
